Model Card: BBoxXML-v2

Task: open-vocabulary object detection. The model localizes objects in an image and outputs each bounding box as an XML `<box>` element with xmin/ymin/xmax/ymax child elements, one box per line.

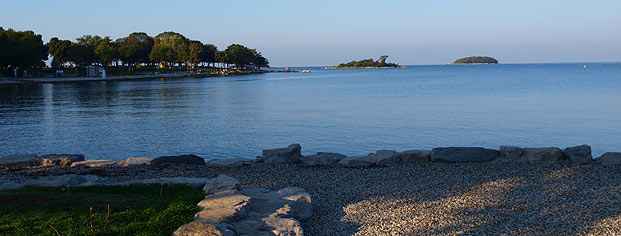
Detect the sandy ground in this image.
<box><xmin>2</xmin><ymin>161</ymin><xmax>620</xmax><ymax>235</ymax></box>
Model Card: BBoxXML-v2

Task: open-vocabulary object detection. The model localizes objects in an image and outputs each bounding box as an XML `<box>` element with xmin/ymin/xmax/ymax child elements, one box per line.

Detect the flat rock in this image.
<box><xmin>276</xmin><ymin>187</ymin><xmax>312</xmax><ymax>219</ymax></box>
<box><xmin>498</xmin><ymin>146</ymin><xmax>527</xmax><ymax>162</ymax></box>
<box><xmin>564</xmin><ymin>145</ymin><xmax>593</xmax><ymax>164</ymax></box>
<box><xmin>116</xmin><ymin>157</ymin><xmax>152</xmax><ymax>167</ymax></box>
<box><xmin>430</xmin><ymin>147</ymin><xmax>498</xmax><ymax>163</ymax></box>
<box><xmin>70</xmin><ymin>159</ymin><xmax>118</xmax><ymax>168</ymax></box>
<box><xmin>196</xmin><ymin>193</ymin><xmax>252</xmax><ymax>223</ymax></box>
<box><xmin>204</xmin><ymin>175</ymin><xmax>240</xmax><ymax>195</ymax></box>
<box><xmin>39</xmin><ymin>154</ymin><xmax>85</xmax><ymax>167</ymax></box>
<box><xmin>595</xmin><ymin>152</ymin><xmax>621</xmax><ymax>166</ymax></box>
<box><xmin>0</xmin><ymin>154</ymin><xmax>40</xmax><ymax>169</ymax></box>
<box><xmin>151</xmin><ymin>154</ymin><xmax>205</xmax><ymax>166</ymax></box>
<box><xmin>372</xmin><ymin>150</ymin><xmax>399</xmax><ymax>166</ymax></box>
<box><xmin>207</xmin><ymin>157</ymin><xmax>254</xmax><ymax>167</ymax></box>
<box><xmin>523</xmin><ymin>147</ymin><xmax>565</xmax><ymax>162</ymax></box>
<box><xmin>31</xmin><ymin>174</ymin><xmax>100</xmax><ymax>187</ymax></box>
<box><xmin>299</xmin><ymin>152</ymin><xmax>346</xmax><ymax>167</ymax></box>
<box><xmin>398</xmin><ymin>150</ymin><xmax>431</xmax><ymax>163</ymax></box>
<box><xmin>173</xmin><ymin>221</ymin><xmax>227</xmax><ymax>236</ymax></box>
<box><xmin>263</xmin><ymin>215</ymin><xmax>303</xmax><ymax>236</ymax></box>
<box><xmin>337</xmin><ymin>155</ymin><xmax>374</xmax><ymax>167</ymax></box>
<box><xmin>262</xmin><ymin>144</ymin><xmax>303</xmax><ymax>164</ymax></box>
<box><xmin>0</xmin><ymin>182</ymin><xmax>24</xmax><ymax>190</ymax></box>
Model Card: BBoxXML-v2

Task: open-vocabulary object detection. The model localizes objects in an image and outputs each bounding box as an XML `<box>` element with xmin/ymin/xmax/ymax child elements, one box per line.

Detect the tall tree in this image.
<box><xmin>94</xmin><ymin>37</ymin><xmax>118</xmax><ymax>68</ymax></box>
<box><xmin>116</xmin><ymin>32</ymin><xmax>153</xmax><ymax>66</ymax></box>
<box><xmin>0</xmin><ymin>27</ymin><xmax>48</xmax><ymax>69</ymax></box>
<box><xmin>150</xmin><ymin>32</ymin><xmax>189</xmax><ymax>66</ymax></box>
<box><xmin>47</xmin><ymin>37</ymin><xmax>73</xmax><ymax>68</ymax></box>
<box><xmin>187</xmin><ymin>40</ymin><xmax>203</xmax><ymax>68</ymax></box>
<box><xmin>224</xmin><ymin>44</ymin><xmax>253</xmax><ymax>68</ymax></box>
<box><xmin>200</xmin><ymin>44</ymin><xmax>217</xmax><ymax>67</ymax></box>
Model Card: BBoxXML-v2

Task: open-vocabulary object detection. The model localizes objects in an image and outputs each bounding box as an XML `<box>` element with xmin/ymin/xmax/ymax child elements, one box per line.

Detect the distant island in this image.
<box><xmin>450</xmin><ymin>56</ymin><xmax>499</xmax><ymax>65</ymax></box>
<box><xmin>323</xmin><ymin>55</ymin><xmax>407</xmax><ymax>69</ymax></box>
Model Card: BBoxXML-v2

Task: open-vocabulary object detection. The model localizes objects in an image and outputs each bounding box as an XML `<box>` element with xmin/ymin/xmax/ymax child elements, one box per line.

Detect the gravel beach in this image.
<box><xmin>2</xmin><ymin>161</ymin><xmax>619</xmax><ymax>235</ymax></box>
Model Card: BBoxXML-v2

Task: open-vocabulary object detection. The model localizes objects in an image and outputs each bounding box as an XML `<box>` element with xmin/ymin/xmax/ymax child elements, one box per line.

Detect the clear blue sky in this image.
<box><xmin>2</xmin><ymin>0</ymin><xmax>620</xmax><ymax>66</ymax></box>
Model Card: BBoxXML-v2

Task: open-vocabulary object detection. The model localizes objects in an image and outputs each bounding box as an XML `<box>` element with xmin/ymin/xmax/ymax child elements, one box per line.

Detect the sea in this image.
<box><xmin>1</xmin><ymin>63</ymin><xmax>620</xmax><ymax>159</ymax></box>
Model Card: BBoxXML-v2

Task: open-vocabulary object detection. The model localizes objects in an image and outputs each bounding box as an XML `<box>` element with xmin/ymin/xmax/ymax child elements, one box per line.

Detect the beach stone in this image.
<box><xmin>430</xmin><ymin>147</ymin><xmax>498</xmax><ymax>163</ymax></box>
<box><xmin>31</xmin><ymin>174</ymin><xmax>100</xmax><ymax>187</ymax></box>
<box><xmin>206</xmin><ymin>157</ymin><xmax>254</xmax><ymax>167</ymax></box>
<box><xmin>39</xmin><ymin>154</ymin><xmax>85</xmax><ymax>167</ymax></box>
<box><xmin>116</xmin><ymin>157</ymin><xmax>152</xmax><ymax>167</ymax></box>
<box><xmin>276</xmin><ymin>187</ymin><xmax>312</xmax><ymax>219</ymax></box>
<box><xmin>523</xmin><ymin>147</ymin><xmax>565</xmax><ymax>162</ymax></box>
<box><xmin>564</xmin><ymin>145</ymin><xmax>593</xmax><ymax>164</ymax></box>
<box><xmin>196</xmin><ymin>193</ymin><xmax>252</xmax><ymax>223</ymax></box>
<box><xmin>337</xmin><ymin>155</ymin><xmax>374</xmax><ymax>167</ymax></box>
<box><xmin>498</xmin><ymin>146</ymin><xmax>526</xmax><ymax>162</ymax></box>
<box><xmin>70</xmin><ymin>159</ymin><xmax>118</xmax><ymax>168</ymax></box>
<box><xmin>398</xmin><ymin>150</ymin><xmax>431</xmax><ymax>163</ymax></box>
<box><xmin>262</xmin><ymin>144</ymin><xmax>303</xmax><ymax>164</ymax></box>
<box><xmin>372</xmin><ymin>150</ymin><xmax>399</xmax><ymax>166</ymax></box>
<box><xmin>204</xmin><ymin>175</ymin><xmax>240</xmax><ymax>195</ymax></box>
<box><xmin>263</xmin><ymin>215</ymin><xmax>303</xmax><ymax>236</ymax></box>
<box><xmin>299</xmin><ymin>152</ymin><xmax>345</xmax><ymax>167</ymax></box>
<box><xmin>0</xmin><ymin>182</ymin><xmax>24</xmax><ymax>190</ymax></box>
<box><xmin>0</xmin><ymin>154</ymin><xmax>40</xmax><ymax>169</ymax></box>
<box><xmin>151</xmin><ymin>154</ymin><xmax>205</xmax><ymax>166</ymax></box>
<box><xmin>595</xmin><ymin>152</ymin><xmax>621</xmax><ymax>166</ymax></box>
<box><xmin>173</xmin><ymin>221</ymin><xmax>229</xmax><ymax>236</ymax></box>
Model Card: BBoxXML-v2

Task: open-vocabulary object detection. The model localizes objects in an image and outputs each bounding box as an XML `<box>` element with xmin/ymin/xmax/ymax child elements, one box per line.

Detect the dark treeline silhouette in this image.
<box><xmin>337</xmin><ymin>55</ymin><xmax>399</xmax><ymax>68</ymax></box>
<box><xmin>1</xmin><ymin>27</ymin><xmax>269</xmax><ymax>77</ymax></box>
<box><xmin>452</xmin><ymin>56</ymin><xmax>498</xmax><ymax>64</ymax></box>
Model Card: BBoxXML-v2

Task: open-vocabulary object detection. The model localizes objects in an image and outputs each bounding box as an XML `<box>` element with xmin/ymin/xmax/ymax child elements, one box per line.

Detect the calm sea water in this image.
<box><xmin>1</xmin><ymin>63</ymin><xmax>620</xmax><ymax>159</ymax></box>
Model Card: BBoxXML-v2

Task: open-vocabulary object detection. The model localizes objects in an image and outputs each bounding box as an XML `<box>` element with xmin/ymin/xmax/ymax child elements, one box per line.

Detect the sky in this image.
<box><xmin>2</xmin><ymin>0</ymin><xmax>620</xmax><ymax>66</ymax></box>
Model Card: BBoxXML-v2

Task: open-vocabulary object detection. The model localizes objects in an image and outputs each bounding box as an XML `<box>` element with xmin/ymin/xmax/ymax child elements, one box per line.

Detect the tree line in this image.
<box><xmin>1</xmin><ymin>27</ymin><xmax>269</xmax><ymax>76</ymax></box>
<box><xmin>337</xmin><ymin>55</ymin><xmax>399</xmax><ymax>68</ymax></box>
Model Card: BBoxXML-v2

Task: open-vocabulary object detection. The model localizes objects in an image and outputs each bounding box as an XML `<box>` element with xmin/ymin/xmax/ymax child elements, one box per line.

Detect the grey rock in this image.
<box><xmin>152</xmin><ymin>154</ymin><xmax>205</xmax><ymax>166</ymax></box>
<box><xmin>430</xmin><ymin>147</ymin><xmax>499</xmax><ymax>163</ymax></box>
<box><xmin>564</xmin><ymin>145</ymin><xmax>593</xmax><ymax>164</ymax></box>
<box><xmin>262</xmin><ymin>144</ymin><xmax>303</xmax><ymax>164</ymax></box>
<box><xmin>523</xmin><ymin>147</ymin><xmax>565</xmax><ymax>162</ymax></box>
<box><xmin>263</xmin><ymin>215</ymin><xmax>303</xmax><ymax>236</ymax></box>
<box><xmin>116</xmin><ymin>157</ymin><xmax>152</xmax><ymax>167</ymax></box>
<box><xmin>207</xmin><ymin>157</ymin><xmax>254</xmax><ymax>167</ymax></box>
<box><xmin>39</xmin><ymin>154</ymin><xmax>85</xmax><ymax>167</ymax></box>
<box><xmin>0</xmin><ymin>154</ymin><xmax>40</xmax><ymax>169</ymax></box>
<box><xmin>299</xmin><ymin>152</ymin><xmax>346</xmax><ymax>167</ymax></box>
<box><xmin>595</xmin><ymin>152</ymin><xmax>621</xmax><ymax>166</ymax></box>
<box><xmin>108</xmin><ymin>177</ymin><xmax>208</xmax><ymax>188</ymax></box>
<box><xmin>498</xmin><ymin>146</ymin><xmax>526</xmax><ymax>162</ymax></box>
<box><xmin>196</xmin><ymin>193</ymin><xmax>252</xmax><ymax>223</ymax></box>
<box><xmin>204</xmin><ymin>175</ymin><xmax>240</xmax><ymax>195</ymax></box>
<box><xmin>337</xmin><ymin>155</ymin><xmax>374</xmax><ymax>167</ymax></box>
<box><xmin>276</xmin><ymin>187</ymin><xmax>312</xmax><ymax>219</ymax></box>
<box><xmin>0</xmin><ymin>182</ymin><xmax>24</xmax><ymax>190</ymax></box>
<box><xmin>398</xmin><ymin>150</ymin><xmax>431</xmax><ymax>163</ymax></box>
<box><xmin>372</xmin><ymin>150</ymin><xmax>399</xmax><ymax>166</ymax></box>
<box><xmin>70</xmin><ymin>159</ymin><xmax>118</xmax><ymax>168</ymax></box>
<box><xmin>31</xmin><ymin>174</ymin><xmax>100</xmax><ymax>187</ymax></box>
<box><xmin>174</xmin><ymin>221</ymin><xmax>229</xmax><ymax>236</ymax></box>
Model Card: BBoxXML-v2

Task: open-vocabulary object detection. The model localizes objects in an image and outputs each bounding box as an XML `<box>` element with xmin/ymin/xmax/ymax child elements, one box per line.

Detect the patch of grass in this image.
<box><xmin>0</xmin><ymin>184</ymin><xmax>204</xmax><ymax>235</ymax></box>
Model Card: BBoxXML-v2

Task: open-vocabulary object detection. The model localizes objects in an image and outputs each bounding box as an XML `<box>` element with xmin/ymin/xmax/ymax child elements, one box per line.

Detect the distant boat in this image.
<box><xmin>583</xmin><ymin>65</ymin><xmax>587</xmax><ymax>68</ymax></box>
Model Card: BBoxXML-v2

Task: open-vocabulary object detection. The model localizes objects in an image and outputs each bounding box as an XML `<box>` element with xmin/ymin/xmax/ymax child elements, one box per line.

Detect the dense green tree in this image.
<box><xmin>150</xmin><ymin>32</ymin><xmax>189</xmax><ymax>65</ymax></box>
<box><xmin>116</xmin><ymin>32</ymin><xmax>153</xmax><ymax>66</ymax></box>
<box><xmin>215</xmin><ymin>50</ymin><xmax>227</xmax><ymax>68</ymax></box>
<box><xmin>0</xmin><ymin>27</ymin><xmax>48</xmax><ymax>69</ymax></box>
<box><xmin>187</xmin><ymin>40</ymin><xmax>203</xmax><ymax>67</ymax></box>
<box><xmin>337</xmin><ymin>55</ymin><xmax>398</xmax><ymax>68</ymax></box>
<box><xmin>47</xmin><ymin>37</ymin><xmax>73</xmax><ymax>68</ymax></box>
<box><xmin>200</xmin><ymin>44</ymin><xmax>217</xmax><ymax>67</ymax></box>
<box><xmin>94</xmin><ymin>37</ymin><xmax>118</xmax><ymax>68</ymax></box>
<box><xmin>452</xmin><ymin>56</ymin><xmax>498</xmax><ymax>64</ymax></box>
<box><xmin>251</xmin><ymin>49</ymin><xmax>269</xmax><ymax>69</ymax></box>
<box><xmin>224</xmin><ymin>44</ymin><xmax>254</xmax><ymax>68</ymax></box>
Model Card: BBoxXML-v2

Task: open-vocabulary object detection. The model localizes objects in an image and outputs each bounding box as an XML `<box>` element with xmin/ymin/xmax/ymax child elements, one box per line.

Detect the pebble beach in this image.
<box><xmin>2</xmin><ymin>161</ymin><xmax>619</xmax><ymax>236</ymax></box>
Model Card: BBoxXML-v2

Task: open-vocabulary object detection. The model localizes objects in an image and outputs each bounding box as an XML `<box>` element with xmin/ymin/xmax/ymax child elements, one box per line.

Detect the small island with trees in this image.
<box><xmin>323</xmin><ymin>55</ymin><xmax>406</xmax><ymax>69</ymax></box>
<box><xmin>450</xmin><ymin>56</ymin><xmax>499</xmax><ymax>65</ymax></box>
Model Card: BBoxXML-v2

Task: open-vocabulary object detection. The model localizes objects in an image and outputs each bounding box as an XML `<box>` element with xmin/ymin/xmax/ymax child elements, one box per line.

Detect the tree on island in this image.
<box><xmin>452</xmin><ymin>56</ymin><xmax>498</xmax><ymax>64</ymax></box>
<box><xmin>336</xmin><ymin>55</ymin><xmax>399</xmax><ymax>68</ymax></box>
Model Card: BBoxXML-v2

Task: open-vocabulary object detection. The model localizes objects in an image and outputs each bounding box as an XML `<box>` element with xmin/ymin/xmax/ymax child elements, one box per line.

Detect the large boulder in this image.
<box><xmin>203</xmin><ymin>175</ymin><xmax>240</xmax><ymax>195</ymax></box>
<box><xmin>430</xmin><ymin>147</ymin><xmax>498</xmax><ymax>163</ymax></box>
<box><xmin>206</xmin><ymin>157</ymin><xmax>254</xmax><ymax>167</ymax></box>
<box><xmin>595</xmin><ymin>152</ymin><xmax>621</xmax><ymax>166</ymax></box>
<box><xmin>523</xmin><ymin>147</ymin><xmax>565</xmax><ymax>162</ymax></box>
<box><xmin>151</xmin><ymin>154</ymin><xmax>205</xmax><ymax>166</ymax></box>
<box><xmin>299</xmin><ymin>152</ymin><xmax>346</xmax><ymax>167</ymax></box>
<box><xmin>0</xmin><ymin>154</ymin><xmax>40</xmax><ymax>169</ymax></box>
<box><xmin>196</xmin><ymin>193</ymin><xmax>252</xmax><ymax>223</ymax></box>
<box><xmin>398</xmin><ymin>150</ymin><xmax>431</xmax><ymax>163</ymax></box>
<box><xmin>116</xmin><ymin>157</ymin><xmax>152</xmax><ymax>167</ymax></box>
<box><xmin>39</xmin><ymin>154</ymin><xmax>85</xmax><ymax>167</ymax></box>
<box><xmin>371</xmin><ymin>150</ymin><xmax>399</xmax><ymax>166</ymax></box>
<box><xmin>564</xmin><ymin>145</ymin><xmax>593</xmax><ymax>164</ymax></box>
<box><xmin>70</xmin><ymin>159</ymin><xmax>118</xmax><ymax>168</ymax></box>
<box><xmin>498</xmin><ymin>146</ymin><xmax>527</xmax><ymax>162</ymax></box>
<box><xmin>262</xmin><ymin>144</ymin><xmax>303</xmax><ymax>164</ymax></box>
<box><xmin>337</xmin><ymin>155</ymin><xmax>374</xmax><ymax>167</ymax></box>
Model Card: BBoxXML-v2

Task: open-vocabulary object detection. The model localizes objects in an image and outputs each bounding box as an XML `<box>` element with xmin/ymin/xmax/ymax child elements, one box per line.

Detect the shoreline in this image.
<box><xmin>0</xmin><ymin>69</ymin><xmax>296</xmax><ymax>86</ymax></box>
<box><xmin>321</xmin><ymin>66</ymin><xmax>408</xmax><ymax>69</ymax></box>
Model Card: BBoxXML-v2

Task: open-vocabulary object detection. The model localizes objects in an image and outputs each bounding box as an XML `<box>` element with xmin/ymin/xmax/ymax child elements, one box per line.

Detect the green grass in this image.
<box><xmin>0</xmin><ymin>184</ymin><xmax>204</xmax><ymax>236</ymax></box>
